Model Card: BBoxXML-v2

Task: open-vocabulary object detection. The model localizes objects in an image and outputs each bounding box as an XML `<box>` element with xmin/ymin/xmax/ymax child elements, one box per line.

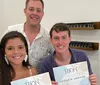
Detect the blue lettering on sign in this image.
<box><xmin>64</xmin><ymin>65</ymin><xmax>79</xmax><ymax>74</ymax></box>
<box><xmin>24</xmin><ymin>78</ymin><xmax>40</xmax><ymax>85</ymax></box>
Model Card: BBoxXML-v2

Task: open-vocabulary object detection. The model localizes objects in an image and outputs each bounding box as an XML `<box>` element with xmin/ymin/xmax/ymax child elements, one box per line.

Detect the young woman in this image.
<box><xmin>0</xmin><ymin>31</ymin><xmax>37</xmax><ymax>85</ymax></box>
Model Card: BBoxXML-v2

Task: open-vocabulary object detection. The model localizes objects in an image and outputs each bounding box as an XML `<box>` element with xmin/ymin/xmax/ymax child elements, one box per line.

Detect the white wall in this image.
<box><xmin>42</xmin><ymin>0</ymin><xmax>100</xmax><ymax>30</ymax></box>
<box><xmin>0</xmin><ymin>0</ymin><xmax>25</xmax><ymax>39</ymax></box>
<box><xmin>0</xmin><ymin>0</ymin><xmax>100</xmax><ymax>84</ymax></box>
<box><xmin>0</xmin><ymin>0</ymin><xmax>4</xmax><ymax>36</ymax></box>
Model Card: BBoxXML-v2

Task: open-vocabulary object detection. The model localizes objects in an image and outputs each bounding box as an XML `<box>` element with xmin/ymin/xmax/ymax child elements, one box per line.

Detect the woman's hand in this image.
<box><xmin>89</xmin><ymin>74</ymin><xmax>97</xmax><ymax>85</ymax></box>
<box><xmin>51</xmin><ymin>81</ymin><xmax>58</xmax><ymax>85</ymax></box>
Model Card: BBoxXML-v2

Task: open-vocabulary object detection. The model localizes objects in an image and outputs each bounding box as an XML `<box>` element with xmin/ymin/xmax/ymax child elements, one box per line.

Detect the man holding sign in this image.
<box><xmin>39</xmin><ymin>23</ymin><xmax>97</xmax><ymax>85</ymax></box>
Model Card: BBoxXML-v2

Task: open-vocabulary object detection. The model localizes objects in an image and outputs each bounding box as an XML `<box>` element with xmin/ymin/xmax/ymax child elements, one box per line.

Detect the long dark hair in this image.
<box><xmin>0</xmin><ymin>47</ymin><xmax>11</xmax><ymax>85</ymax></box>
<box><xmin>0</xmin><ymin>31</ymin><xmax>30</xmax><ymax>80</ymax></box>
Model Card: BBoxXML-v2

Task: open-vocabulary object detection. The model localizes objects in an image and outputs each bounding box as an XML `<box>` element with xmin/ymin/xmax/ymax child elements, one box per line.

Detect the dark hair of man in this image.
<box><xmin>49</xmin><ymin>23</ymin><xmax>71</xmax><ymax>38</ymax></box>
<box><xmin>25</xmin><ymin>0</ymin><xmax>44</xmax><ymax>9</ymax></box>
<box><xmin>0</xmin><ymin>31</ymin><xmax>30</xmax><ymax>79</ymax></box>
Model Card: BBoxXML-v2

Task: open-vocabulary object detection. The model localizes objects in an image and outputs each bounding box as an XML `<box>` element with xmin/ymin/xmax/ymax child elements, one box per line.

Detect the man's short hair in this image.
<box><xmin>25</xmin><ymin>0</ymin><xmax>44</xmax><ymax>8</ymax></box>
<box><xmin>50</xmin><ymin>23</ymin><xmax>71</xmax><ymax>38</ymax></box>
